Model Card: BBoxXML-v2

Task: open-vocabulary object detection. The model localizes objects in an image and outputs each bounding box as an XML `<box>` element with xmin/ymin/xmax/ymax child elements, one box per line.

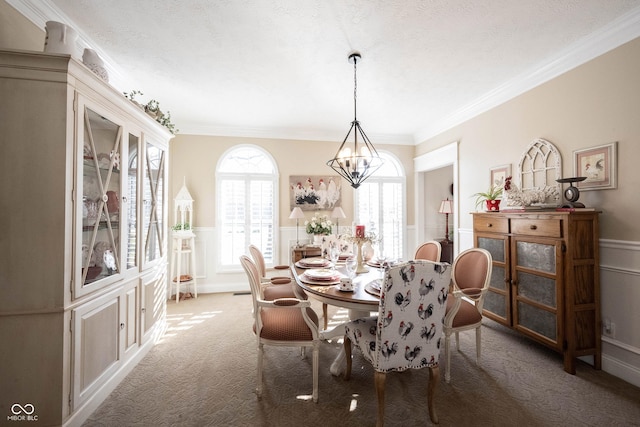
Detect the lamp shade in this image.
<box><xmin>331</xmin><ymin>207</ymin><xmax>346</xmax><ymax>219</ymax></box>
<box><xmin>438</xmin><ymin>199</ymin><xmax>453</xmax><ymax>214</ymax></box>
<box><xmin>289</xmin><ymin>207</ymin><xmax>305</xmax><ymax>219</ymax></box>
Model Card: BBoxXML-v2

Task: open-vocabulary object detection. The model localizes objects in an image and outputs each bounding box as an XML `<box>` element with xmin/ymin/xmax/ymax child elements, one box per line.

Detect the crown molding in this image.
<box><xmin>7</xmin><ymin>0</ymin><xmax>135</xmax><ymax>92</ymax></box>
<box><xmin>413</xmin><ymin>5</ymin><xmax>640</xmax><ymax>144</ymax></box>
<box><xmin>178</xmin><ymin>124</ymin><xmax>413</xmax><ymax>145</ymax></box>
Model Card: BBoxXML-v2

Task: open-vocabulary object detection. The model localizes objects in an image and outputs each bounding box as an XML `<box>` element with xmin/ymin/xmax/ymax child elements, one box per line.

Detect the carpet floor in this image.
<box><xmin>83</xmin><ymin>292</ymin><xmax>640</xmax><ymax>426</ymax></box>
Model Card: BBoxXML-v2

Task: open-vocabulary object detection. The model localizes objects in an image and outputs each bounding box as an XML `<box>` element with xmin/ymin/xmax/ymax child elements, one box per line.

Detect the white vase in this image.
<box><xmin>313</xmin><ymin>235</ymin><xmax>324</xmax><ymax>246</ymax></box>
<box><xmin>82</xmin><ymin>48</ymin><xmax>109</xmax><ymax>82</ymax></box>
<box><xmin>44</xmin><ymin>21</ymin><xmax>78</xmax><ymax>57</ymax></box>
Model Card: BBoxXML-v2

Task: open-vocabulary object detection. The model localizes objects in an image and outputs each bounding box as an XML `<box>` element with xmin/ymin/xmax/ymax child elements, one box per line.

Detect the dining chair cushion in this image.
<box><xmin>446</xmin><ymin>296</ymin><xmax>482</xmax><ymax>328</ymax></box>
<box><xmin>263</xmin><ymin>283</ymin><xmax>296</xmax><ymax>300</ymax></box>
<box><xmin>255</xmin><ymin>306</ymin><xmax>319</xmax><ymax>341</ymax></box>
<box><xmin>270</xmin><ymin>277</ymin><xmax>292</xmax><ymax>284</ymax></box>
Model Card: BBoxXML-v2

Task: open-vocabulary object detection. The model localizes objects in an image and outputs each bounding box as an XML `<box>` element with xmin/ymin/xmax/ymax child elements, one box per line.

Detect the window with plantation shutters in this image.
<box><xmin>217</xmin><ymin>146</ymin><xmax>278</xmax><ymax>270</ymax></box>
<box><xmin>355</xmin><ymin>152</ymin><xmax>406</xmax><ymax>261</ymax></box>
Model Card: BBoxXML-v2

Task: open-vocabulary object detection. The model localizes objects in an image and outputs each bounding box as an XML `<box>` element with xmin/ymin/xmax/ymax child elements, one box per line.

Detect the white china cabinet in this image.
<box><xmin>0</xmin><ymin>49</ymin><xmax>171</xmax><ymax>426</ymax></box>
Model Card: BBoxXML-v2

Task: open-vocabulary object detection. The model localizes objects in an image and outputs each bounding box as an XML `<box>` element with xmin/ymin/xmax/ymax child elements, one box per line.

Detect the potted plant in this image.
<box><xmin>472</xmin><ymin>185</ymin><xmax>503</xmax><ymax>211</ymax></box>
<box><xmin>172</xmin><ymin>222</ymin><xmax>191</xmax><ymax>233</ymax></box>
<box><xmin>305</xmin><ymin>214</ymin><xmax>333</xmax><ymax>245</ymax></box>
<box><xmin>123</xmin><ymin>90</ymin><xmax>179</xmax><ymax>135</ymax></box>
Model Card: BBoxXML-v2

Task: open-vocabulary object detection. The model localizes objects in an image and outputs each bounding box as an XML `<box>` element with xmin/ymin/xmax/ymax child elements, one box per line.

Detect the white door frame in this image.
<box><xmin>414</xmin><ymin>141</ymin><xmax>459</xmax><ymax>257</ymax></box>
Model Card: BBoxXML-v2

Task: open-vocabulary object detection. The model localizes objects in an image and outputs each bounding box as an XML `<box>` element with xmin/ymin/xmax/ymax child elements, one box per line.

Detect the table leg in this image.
<box><xmin>328</xmin><ymin>308</ymin><xmax>371</xmax><ymax>376</ymax></box>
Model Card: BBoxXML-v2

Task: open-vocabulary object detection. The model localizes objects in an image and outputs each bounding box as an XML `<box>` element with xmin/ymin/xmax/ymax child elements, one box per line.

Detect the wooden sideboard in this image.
<box><xmin>291</xmin><ymin>245</ymin><xmax>322</xmax><ymax>263</ymax></box>
<box><xmin>439</xmin><ymin>239</ymin><xmax>454</xmax><ymax>264</ymax></box>
<box><xmin>472</xmin><ymin>210</ymin><xmax>601</xmax><ymax>374</ymax></box>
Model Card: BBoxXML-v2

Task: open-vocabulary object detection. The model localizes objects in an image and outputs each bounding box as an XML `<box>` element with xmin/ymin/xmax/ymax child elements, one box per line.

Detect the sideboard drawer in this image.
<box><xmin>474</xmin><ymin>216</ymin><xmax>509</xmax><ymax>234</ymax></box>
<box><xmin>511</xmin><ymin>218</ymin><xmax>561</xmax><ymax>237</ymax></box>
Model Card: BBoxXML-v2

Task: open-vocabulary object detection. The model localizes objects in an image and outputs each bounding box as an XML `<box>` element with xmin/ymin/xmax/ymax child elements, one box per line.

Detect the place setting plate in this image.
<box><xmin>364</xmin><ymin>279</ymin><xmax>383</xmax><ymax>296</ymax></box>
<box><xmin>296</xmin><ymin>257</ymin><xmax>331</xmax><ymax>269</ymax></box>
<box><xmin>300</xmin><ymin>268</ymin><xmax>342</xmax><ymax>285</ymax></box>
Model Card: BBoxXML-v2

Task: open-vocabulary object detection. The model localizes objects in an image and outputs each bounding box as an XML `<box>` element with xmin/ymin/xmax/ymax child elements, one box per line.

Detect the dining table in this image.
<box><xmin>291</xmin><ymin>258</ymin><xmax>386</xmax><ymax>376</ymax></box>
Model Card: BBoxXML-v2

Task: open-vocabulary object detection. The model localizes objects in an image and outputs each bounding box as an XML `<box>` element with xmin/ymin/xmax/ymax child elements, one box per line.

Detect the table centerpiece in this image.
<box><xmin>343</xmin><ymin>225</ymin><xmax>378</xmax><ymax>274</ymax></box>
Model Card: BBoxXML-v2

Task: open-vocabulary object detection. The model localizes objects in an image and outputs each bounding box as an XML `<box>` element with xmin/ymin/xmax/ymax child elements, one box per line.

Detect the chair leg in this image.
<box><xmin>427</xmin><ymin>366</ymin><xmax>440</xmax><ymax>424</ymax></box>
<box><xmin>444</xmin><ymin>332</ymin><xmax>451</xmax><ymax>383</ymax></box>
<box><xmin>344</xmin><ymin>336</ymin><xmax>352</xmax><ymax>380</ymax></box>
<box><xmin>256</xmin><ymin>342</ymin><xmax>264</xmax><ymax>398</ymax></box>
<box><xmin>374</xmin><ymin>371</ymin><xmax>386</xmax><ymax>427</ymax></box>
<box><xmin>475</xmin><ymin>325</ymin><xmax>482</xmax><ymax>365</ymax></box>
<box><xmin>312</xmin><ymin>342</ymin><xmax>319</xmax><ymax>403</ymax></box>
<box><xmin>455</xmin><ymin>331</ymin><xmax>460</xmax><ymax>351</ymax></box>
<box><xmin>323</xmin><ymin>303</ymin><xmax>328</xmax><ymax>330</ymax></box>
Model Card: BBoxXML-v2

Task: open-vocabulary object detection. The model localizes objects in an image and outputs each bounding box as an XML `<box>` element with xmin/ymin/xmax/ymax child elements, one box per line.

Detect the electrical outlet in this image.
<box><xmin>610</xmin><ymin>322</ymin><xmax>616</xmax><ymax>338</ymax></box>
<box><xmin>603</xmin><ymin>318</ymin><xmax>616</xmax><ymax>338</ymax></box>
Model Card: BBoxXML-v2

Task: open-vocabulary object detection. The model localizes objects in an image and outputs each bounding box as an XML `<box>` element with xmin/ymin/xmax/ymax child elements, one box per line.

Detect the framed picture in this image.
<box><xmin>573</xmin><ymin>142</ymin><xmax>617</xmax><ymax>190</ymax></box>
<box><xmin>290</xmin><ymin>175</ymin><xmax>342</xmax><ymax>211</ymax></box>
<box><xmin>490</xmin><ymin>164</ymin><xmax>511</xmax><ymax>188</ymax></box>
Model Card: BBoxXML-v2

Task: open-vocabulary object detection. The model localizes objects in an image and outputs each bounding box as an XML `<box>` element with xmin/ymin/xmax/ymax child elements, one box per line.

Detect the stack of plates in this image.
<box><xmin>366</xmin><ymin>260</ymin><xmax>389</xmax><ymax>268</ymax></box>
<box><xmin>300</xmin><ymin>268</ymin><xmax>342</xmax><ymax>285</ymax></box>
<box><xmin>338</xmin><ymin>253</ymin><xmax>353</xmax><ymax>261</ymax></box>
<box><xmin>296</xmin><ymin>257</ymin><xmax>331</xmax><ymax>268</ymax></box>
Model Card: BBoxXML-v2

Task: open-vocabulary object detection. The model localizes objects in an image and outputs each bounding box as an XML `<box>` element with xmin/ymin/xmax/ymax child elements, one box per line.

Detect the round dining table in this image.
<box><xmin>291</xmin><ymin>261</ymin><xmax>383</xmax><ymax>375</ymax></box>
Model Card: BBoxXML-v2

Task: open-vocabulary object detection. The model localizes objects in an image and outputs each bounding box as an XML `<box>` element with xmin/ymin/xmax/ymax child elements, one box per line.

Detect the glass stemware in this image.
<box><xmin>375</xmin><ymin>250</ymin><xmax>387</xmax><ymax>278</ymax></box>
<box><xmin>329</xmin><ymin>246</ymin><xmax>340</xmax><ymax>270</ymax></box>
<box><xmin>345</xmin><ymin>256</ymin><xmax>357</xmax><ymax>278</ymax></box>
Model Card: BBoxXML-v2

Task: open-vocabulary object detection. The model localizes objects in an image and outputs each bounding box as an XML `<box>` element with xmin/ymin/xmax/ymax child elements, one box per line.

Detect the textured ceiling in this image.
<box><xmin>11</xmin><ymin>0</ymin><xmax>640</xmax><ymax>143</ymax></box>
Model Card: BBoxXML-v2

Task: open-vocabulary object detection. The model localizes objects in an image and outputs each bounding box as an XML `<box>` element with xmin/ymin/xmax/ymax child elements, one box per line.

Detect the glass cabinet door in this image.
<box><xmin>79</xmin><ymin>105</ymin><xmax>124</xmax><ymax>293</ymax></box>
<box><xmin>126</xmin><ymin>134</ymin><xmax>139</xmax><ymax>271</ymax></box>
<box><xmin>512</xmin><ymin>237</ymin><xmax>563</xmax><ymax>348</ymax></box>
<box><xmin>476</xmin><ymin>233</ymin><xmax>511</xmax><ymax>325</ymax></box>
<box><xmin>142</xmin><ymin>139</ymin><xmax>166</xmax><ymax>266</ymax></box>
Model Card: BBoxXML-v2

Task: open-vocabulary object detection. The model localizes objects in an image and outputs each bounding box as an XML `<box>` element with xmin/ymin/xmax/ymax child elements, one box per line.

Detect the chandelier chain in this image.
<box><xmin>353</xmin><ymin>55</ymin><xmax>358</xmax><ymax>121</ymax></box>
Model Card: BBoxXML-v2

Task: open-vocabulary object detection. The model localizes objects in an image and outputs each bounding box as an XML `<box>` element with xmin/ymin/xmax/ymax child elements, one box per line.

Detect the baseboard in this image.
<box><xmin>196</xmin><ymin>282</ymin><xmax>249</xmax><ymax>294</ymax></box>
<box><xmin>602</xmin><ymin>354</ymin><xmax>640</xmax><ymax>388</ymax></box>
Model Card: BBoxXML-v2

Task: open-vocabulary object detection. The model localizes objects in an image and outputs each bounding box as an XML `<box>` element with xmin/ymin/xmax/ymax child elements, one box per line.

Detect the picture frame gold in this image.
<box><xmin>490</xmin><ymin>164</ymin><xmax>511</xmax><ymax>188</ymax></box>
<box><xmin>573</xmin><ymin>142</ymin><xmax>617</xmax><ymax>191</ymax></box>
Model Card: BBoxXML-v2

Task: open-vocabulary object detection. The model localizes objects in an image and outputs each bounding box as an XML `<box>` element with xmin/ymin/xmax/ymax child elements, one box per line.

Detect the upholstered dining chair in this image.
<box><xmin>239</xmin><ymin>255</ymin><xmax>321</xmax><ymax>402</ymax></box>
<box><xmin>248</xmin><ymin>244</ymin><xmax>300</xmax><ymax>300</ymax></box>
<box><xmin>443</xmin><ymin>247</ymin><xmax>492</xmax><ymax>383</ymax></box>
<box><xmin>414</xmin><ymin>240</ymin><xmax>442</xmax><ymax>262</ymax></box>
<box><xmin>343</xmin><ymin>260</ymin><xmax>452</xmax><ymax>426</ymax></box>
<box><xmin>249</xmin><ymin>244</ymin><xmax>292</xmax><ymax>283</ymax></box>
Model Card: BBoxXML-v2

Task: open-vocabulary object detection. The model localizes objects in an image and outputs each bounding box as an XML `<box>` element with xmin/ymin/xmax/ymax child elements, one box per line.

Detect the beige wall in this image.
<box><xmin>0</xmin><ymin>1</ymin><xmax>43</xmax><ymax>50</ymax></box>
<box><xmin>169</xmin><ymin>134</ymin><xmax>416</xmax><ymax>229</ymax></box>
<box><xmin>416</xmin><ymin>37</ymin><xmax>640</xmax><ymax>241</ymax></box>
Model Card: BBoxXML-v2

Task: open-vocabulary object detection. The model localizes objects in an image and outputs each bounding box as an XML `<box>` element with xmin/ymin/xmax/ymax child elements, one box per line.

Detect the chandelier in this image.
<box><xmin>327</xmin><ymin>52</ymin><xmax>383</xmax><ymax>189</ymax></box>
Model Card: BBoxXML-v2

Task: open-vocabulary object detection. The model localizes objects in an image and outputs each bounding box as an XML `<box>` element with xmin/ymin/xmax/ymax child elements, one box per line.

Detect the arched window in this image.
<box><xmin>355</xmin><ymin>151</ymin><xmax>406</xmax><ymax>261</ymax></box>
<box><xmin>216</xmin><ymin>145</ymin><xmax>279</xmax><ymax>270</ymax></box>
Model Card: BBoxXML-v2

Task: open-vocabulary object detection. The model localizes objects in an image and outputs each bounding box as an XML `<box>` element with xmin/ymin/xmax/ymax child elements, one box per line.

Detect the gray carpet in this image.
<box><xmin>83</xmin><ymin>293</ymin><xmax>640</xmax><ymax>427</ymax></box>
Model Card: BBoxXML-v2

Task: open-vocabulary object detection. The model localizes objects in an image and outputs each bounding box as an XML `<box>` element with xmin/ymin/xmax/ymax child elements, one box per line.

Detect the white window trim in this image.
<box><xmin>354</xmin><ymin>151</ymin><xmax>407</xmax><ymax>260</ymax></box>
<box><xmin>215</xmin><ymin>144</ymin><xmax>280</xmax><ymax>272</ymax></box>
